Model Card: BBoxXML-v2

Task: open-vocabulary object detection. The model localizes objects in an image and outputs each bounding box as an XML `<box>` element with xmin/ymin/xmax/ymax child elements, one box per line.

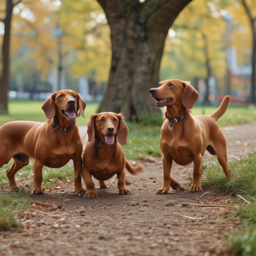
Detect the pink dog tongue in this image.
<box><xmin>66</xmin><ymin>109</ymin><xmax>76</xmax><ymax>119</ymax></box>
<box><xmin>104</xmin><ymin>135</ymin><xmax>115</xmax><ymax>145</ymax></box>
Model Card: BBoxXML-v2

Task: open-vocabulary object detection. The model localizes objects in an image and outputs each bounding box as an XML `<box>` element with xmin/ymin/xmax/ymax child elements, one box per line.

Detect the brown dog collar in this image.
<box><xmin>166</xmin><ymin>112</ymin><xmax>188</xmax><ymax>131</ymax></box>
<box><xmin>52</xmin><ymin>119</ymin><xmax>75</xmax><ymax>132</ymax></box>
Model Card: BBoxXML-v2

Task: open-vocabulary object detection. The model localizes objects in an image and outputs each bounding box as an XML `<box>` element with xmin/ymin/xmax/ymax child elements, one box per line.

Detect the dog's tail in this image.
<box><xmin>125</xmin><ymin>160</ymin><xmax>146</xmax><ymax>175</ymax></box>
<box><xmin>209</xmin><ymin>96</ymin><xmax>230</xmax><ymax>122</ymax></box>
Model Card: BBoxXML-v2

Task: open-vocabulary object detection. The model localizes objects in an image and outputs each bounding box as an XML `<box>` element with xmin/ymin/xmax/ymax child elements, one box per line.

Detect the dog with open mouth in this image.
<box><xmin>82</xmin><ymin>112</ymin><xmax>146</xmax><ymax>199</ymax></box>
<box><xmin>0</xmin><ymin>90</ymin><xmax>86</xmax><ymax>195</ymax></box>
<box><xmin>150</xmin><ymin>79</ymin><xmax>232</xmax><ymax>193</ymax></box>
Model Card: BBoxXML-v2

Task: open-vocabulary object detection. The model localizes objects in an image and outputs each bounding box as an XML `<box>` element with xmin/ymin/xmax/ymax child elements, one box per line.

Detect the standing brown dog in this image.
<box><xmin>82</xmin><ymin>112</ymin><xmax>145</xmax><ymax>199</ymax></box>
<box><xmin>150</xmin><ymin>79</ymin><xmax>232</xmax><ymax>193</ymax></box>
<box><xmin>0</xmin><ymin>90</ymin><xmax>86</xmax><ymax>195</ymax></box>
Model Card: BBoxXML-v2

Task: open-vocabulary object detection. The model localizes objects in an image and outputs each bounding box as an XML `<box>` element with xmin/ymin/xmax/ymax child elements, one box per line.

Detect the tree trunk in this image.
<box><xmin>0</xmin><ymin>1</ymin><xmax>14</xmax><ymax>113</ymax></box>
<box><xmin>202</xmin><ymin>33</ymin><xmax>211</xmax><ymax>105</ymax></box>
<box><xmin>251</xmin><ymin>29</ymin><xmax>256</xmax><ymax>104</ymax></box>
<box><xmin>225</xmin><ymin>67</ymin><xmax>232</xmax><ymax>95</ymax></box>
<box><xmin>241</xmin><ymin>0</ymin><xmax>256</xmax><ymax>105</ymax></box>
<box><xmin>97</xmin><ymin>0</ymin><xmax>192</xmax><ymax>119</ymax></box>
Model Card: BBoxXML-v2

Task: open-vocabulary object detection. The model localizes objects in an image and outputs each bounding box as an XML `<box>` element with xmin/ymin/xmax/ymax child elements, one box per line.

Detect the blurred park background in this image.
<box><xmin>0</xmin><ymin>0</ymin><xmax>256</xmax><ymax>122</ymax></box>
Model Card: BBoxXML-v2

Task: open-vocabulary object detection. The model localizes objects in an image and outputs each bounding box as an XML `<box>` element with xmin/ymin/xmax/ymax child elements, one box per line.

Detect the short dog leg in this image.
<box><xmin>155</xmin><ymin>155</ymin><xmax>174</xmax><ymax>194</ymax></box>
<box><xmin>31</xmin><ymin>160</ymin><xmax>44</xmax><ymax>195</ymax></box>
<box><xmin>6</xmin><ymin>157</ymin><xmax>29</xmax><ymax>191</ymax></box>
<box><xmin>212</xmin><ymin>134</ymin><xmax>232</xmax><ymax>180</ymax></box>
<box><xmin>82</xmin><ymin>168</ymin><xmax>97</xmax><ymax>199</ymax></box>
<box><xmin>73</xmin><ymin>158</ymin><xmax>86</xmax><ymax>196</ymax></box>
<box><xmin>118</xmin><ymin>169</ymin><xmax>131</xmax><ymax>195</ymax></box>
<box><xmin>99</xmin><ymin>180</ymin><xmax>107</xmax><ymax>189</ymax></box>
<box><xmin>217</xmin><ymin>155</ymin><xmax>232</xmax><ymax>181</ymax></box>
<box><xmin>190</xmin><ymin>154</ymin><xmax>203</xmax><ymax>191</ymax></box>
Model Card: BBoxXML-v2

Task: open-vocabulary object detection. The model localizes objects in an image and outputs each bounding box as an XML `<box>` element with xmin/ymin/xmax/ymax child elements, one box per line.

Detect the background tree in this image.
<box><xmin>228</xmin><ymin>0</ymin><xmax>256</xmax><ymax>104</ymax></box>
<box><xmin>161</xmin><ymin>0</ymin><xmax>227</xmax><ymax>104</ymax></box>
<box><xmin>0</xmin><ymin>0</ymin><xmax>21</xmax><ymax>113</ymax></box>
<box><xmin>57</xmin><ymin>0</ymin><xmax>111</xmax><ymax>86</ymax></box>
<box><xmin>95</xmin><ymin>0</ymin><xmax>192</xmax><ymax>119</ymax></box>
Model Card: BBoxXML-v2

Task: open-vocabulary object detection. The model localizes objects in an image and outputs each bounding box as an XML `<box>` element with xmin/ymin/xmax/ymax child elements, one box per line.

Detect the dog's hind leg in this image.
<box><xmin>6</xmin><ymin>154</ymin><xmax>29</xmax><ymax>191</ymax></box>
<box><xmin>215</xmin><ymin>145</ymin><xmax>232</xmax><ymax>181</ymax></box>
<box><xmin>211</xmin><ymin>132</ymin><xmax>232</xmax><ymax>181</ymax></box>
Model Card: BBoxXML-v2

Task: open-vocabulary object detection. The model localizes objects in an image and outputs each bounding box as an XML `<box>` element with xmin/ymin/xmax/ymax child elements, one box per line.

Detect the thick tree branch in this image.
<box><xmin>146</xmin><ymin>0</ymin><xmax>192</xmax><ymax>31</ymax></box>
<box><xmin>241</xmin><ymin>0</ymin><xmax>254</xmax><ymax>23</ymax></box>
<box><xmin>13</xmin><ymin>0</ymin><xmax>22</xmax><ymax>7</ymax></box>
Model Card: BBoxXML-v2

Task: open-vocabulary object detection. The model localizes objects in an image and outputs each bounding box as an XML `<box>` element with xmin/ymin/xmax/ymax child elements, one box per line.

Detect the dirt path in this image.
<box><xmin>1</xmin><ymin>122</ymin><xmax>256</xmax><ymax>256</ymax></box>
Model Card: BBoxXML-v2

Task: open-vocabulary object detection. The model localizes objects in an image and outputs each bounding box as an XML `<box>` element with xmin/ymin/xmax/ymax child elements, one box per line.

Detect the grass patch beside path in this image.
<box><xmin>0</xmin><ymin>189</ymin><xmax>30</xmax><ymax>231</ymax></box>
<box><xmin>123</xmin><ymin>123</ymin><xmax>162</xmax><ymax>159</ymax></box>
<box><xmin>0</xmin><ymin>161</ymin><xmax>74</xmax><ymax>188</ymax></box>
<box><xmin>202</xmin><ymin>152</ymin><xmax>256</xmax><ymax>256</ymax></box>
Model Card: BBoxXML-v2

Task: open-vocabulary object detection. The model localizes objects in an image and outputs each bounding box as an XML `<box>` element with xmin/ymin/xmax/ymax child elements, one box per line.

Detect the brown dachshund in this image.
<box><xmin>150</xmin><ymin>79</ymin><xmax>232</xmax><ymax>193</ymax></box>
<box><xmin>82</xmin><ymin>112</ymin><xmax>145</xmax><ymax>199</ymax></box>
<box><xmin>0</xmin><ymin>90</ymin><xmax>86</xmax><ymax>195</ymax></box>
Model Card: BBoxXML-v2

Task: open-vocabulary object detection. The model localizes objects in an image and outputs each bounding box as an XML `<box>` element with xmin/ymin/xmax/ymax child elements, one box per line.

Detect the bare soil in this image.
<box><xmin>1</xmin><ymin>122</ymin><xmax>256</xmax><ymax>256</ymax></box>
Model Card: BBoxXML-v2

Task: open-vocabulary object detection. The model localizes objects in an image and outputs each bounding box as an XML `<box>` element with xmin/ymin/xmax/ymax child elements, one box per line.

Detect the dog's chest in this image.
<box><xmin>161</xmin><ymin>139</ymin><xmax>193</xmax><ymax>165</ymax></box>
<box><xmin>44</xmin><ymin>147</ymin><xmax>76</xmax><ymax>168</ymax></box>
<box><xmin>88</xmin><ymin>157</ymin><xmax>124</xmax><ymax>181</ymax></box>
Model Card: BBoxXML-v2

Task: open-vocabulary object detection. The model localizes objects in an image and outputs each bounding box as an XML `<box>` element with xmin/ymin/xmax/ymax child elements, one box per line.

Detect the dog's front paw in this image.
<box><xmin>190</xmin><ymin>184</ymin><xmax>202</xmax><ymax>192</ymax></box>
<box><xmin>99</xmin><ymin>181</ymin><xmax>107</xmax><ymax>189</ymax></box>
<box><xmin>154</xmin><ymin>187</ymin><xmax>169</xmax><ymax>194</ymax></box>
<box><xmin>170</xmin><ymin>179</ymin><xmax>185</xmax><ymax>191</ymax></box>
<box><xmin>84</xmin><ymin>191</ymin><xmax>97</xmax><ymax>199</ymax></box>
<box><xmin>119</xmin><ymin>187</ymin><xmax>131</xmax><ymax>195</ymax></box>
<box><xmin>76</xmin><ymin>187</ymin><xmax>86</xmax><ymax>196</ymax></box>
<box><xmin>31</xmin><ymin>186</ymin><xmax>44</xmax><ymax>195</ymax></box>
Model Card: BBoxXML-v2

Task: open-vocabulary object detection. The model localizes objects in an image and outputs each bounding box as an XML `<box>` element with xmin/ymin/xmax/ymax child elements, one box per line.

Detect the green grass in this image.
<box><xmin>191</xmin><ymin>105</ymin><xmax>256</xmax><ymax>127</ymax></box>
<box><xmin>0</xmin><ymin>100</ymin><xmax>98</xmax><ymax>126</ymax></box>
<box><xmin>202</xmin><ymin>152</ymin><xmax>256</xmax><ymax>198</ymax></box>
<box><xmin>0</xmin><ymin>188</ymin><xmax>30</xmax><ymax>231</ymax></box>
<box><xmin>123</xmin><ymin>122</ymin><xmax>162</xmax><ymax>159</ymax></box>
<box><xmin>0</xmin><ymin>160</ymin><xmax>75</xmax><ymax>188</ymax></box>
<box><xmin>202</xmin><ymin>152</ymin><xmax>256</xmax><ymax>256</ymax></box>
<box><xmin>228</xmin><ymin>221</ymin><xmax>256</xmax><ymax>256</ymax></box>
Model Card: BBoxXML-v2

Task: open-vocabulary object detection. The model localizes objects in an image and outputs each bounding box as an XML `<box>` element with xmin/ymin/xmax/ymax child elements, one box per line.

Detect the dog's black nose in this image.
<box><xmin>107</xmin><ymin>126</ymin><xmax>114</xmax><ymax>132</ymax></box>
<box><xmin>150</xmin><ymin>88</ymin><xmax>157</xmax><ymax>94</ymax></box>
<box><xmin>68</xmin><ymin>99</ymin><xmax>75</xmax><ymax>105</ymax></box>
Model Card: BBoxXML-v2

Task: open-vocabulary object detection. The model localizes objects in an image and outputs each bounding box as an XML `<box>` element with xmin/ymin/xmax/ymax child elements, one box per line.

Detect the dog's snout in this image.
<box><xmin>150</xmin><ymin>88</ymin><xmax>157</xmax><ymax>94</ymax></box>
<box><xmin>107</xmin><ymin>126</ymin><xmax>114</xmax><ymax>132</ymax></box>
<box><xmin>67</xmin><ymin>99</ymin><xmax>75</xmax><ymax>105</ymax></box>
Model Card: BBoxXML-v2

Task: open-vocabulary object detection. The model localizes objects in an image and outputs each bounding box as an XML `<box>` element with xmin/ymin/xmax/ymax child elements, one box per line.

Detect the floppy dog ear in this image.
<box><xmin>42</xmin><ymin>94</ymin><xmax>56</xmax><ymax>119</ymax></box>
<box><xmin>182</xmin><ymin>81</ymin><xmax>199</xmax><ymax>109</ymax></box>
<box><xmin>87</xmin><ymin>114</ymin><xmax>97</xmax><ymax>142</ymax></box>
<box><xmin>117</xmin><ymin>114</ymin><xmax>129</xmax><ymax>145</ymax></box>
<box><xmin>76</xmin><ymin>93</ymin><xmax>86</xmax><ymax>118</ymax></box>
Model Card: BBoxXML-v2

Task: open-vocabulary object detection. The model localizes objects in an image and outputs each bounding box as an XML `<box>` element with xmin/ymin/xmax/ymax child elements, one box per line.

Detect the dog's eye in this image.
<box><xmin>99</xmin><ymin>118</ymin><xmax>105</xmax><ymax>122</ymax></box>
<box><xmin>73</xmin><ymin>95</ymin><xmax>77</xmax><ymax>98</ymax></box>
<box><xmin>169</xmin><ymin>83</ymin><xmax>174</xmax><ymax>87</ymax></box>
<box><xmin>113</xmin><ymin>118</ymin><xmax>118</xmax><ymax>122</ymax></box>
<box><xmin>57</xmin><ymin>94</ymin><xmax>63</xmax><ymax>99</ymax></box>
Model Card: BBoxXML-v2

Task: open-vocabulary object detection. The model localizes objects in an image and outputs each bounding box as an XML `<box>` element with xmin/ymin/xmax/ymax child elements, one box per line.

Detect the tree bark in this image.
<box><xmin>241</xmin><ymin>0</ymin><xmax>256</xmax><ymax>104</ymax></box>
<box><xmin>202</xmin><ymin>33</ymin><xmax>211</xmax><ymax>105</ymax></box>
<box><xmin>97</xmin><ymin>0</ymin><xmax>192</xmax><ymax>119</ymax></box>
<box><xmin>251</xmin><ymin>28</ymin><xmax>256</xmax><ymax>104</ymax></box>
<box><xmin>0</xmin><ymin>0</ymin><xmax>21</xmax><ymax>113</ymax></box>
<box><xmin>0</xmin><ymin>1</ymin><xmax>15</xmax><ymax>113</ymax></box>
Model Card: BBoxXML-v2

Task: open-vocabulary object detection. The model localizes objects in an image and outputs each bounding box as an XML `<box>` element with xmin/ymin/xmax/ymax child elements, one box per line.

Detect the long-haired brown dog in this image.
<box><xmin>150</xmin><ymin>79</ymin><xmax>232</xmax><ymax>193</ymax></box>
<box><xmin>82</xmin><ymin>112</ymin><xmax>145</xmax><ymax>199</ymax></box>
<box><xmin>0</xmin><ymin>90</ymin><xmax>86</xmax><ymax>195</ymax></box>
